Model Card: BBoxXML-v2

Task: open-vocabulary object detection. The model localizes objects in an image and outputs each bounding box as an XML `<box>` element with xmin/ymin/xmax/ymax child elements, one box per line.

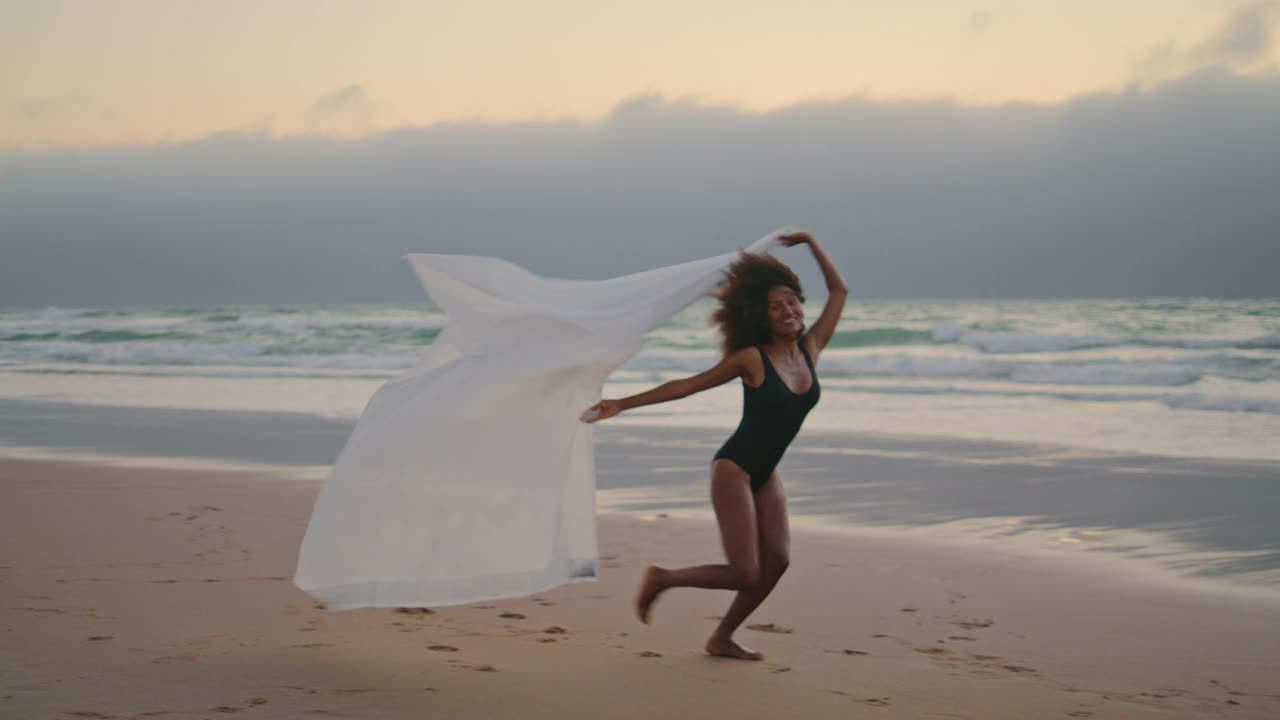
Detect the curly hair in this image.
<box><xmin>710</xmin><ymin>251</ymin><xmax>806</xmax><ymax>354</ymax></box>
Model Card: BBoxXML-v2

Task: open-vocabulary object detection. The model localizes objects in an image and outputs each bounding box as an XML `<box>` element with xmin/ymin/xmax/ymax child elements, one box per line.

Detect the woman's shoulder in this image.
<box><xmin>800</xmin><ymin>333</ymin><xmax>822</xmax><ymax>366</ymax></box>
<box><xmin>726</xmin><ymin>345</ymin><xmax>766</xmax><ymax>387</ymax></box>
<box><xmin>726</xmin><ymin>344</ymin><xmax>765</xmax><ymax>365</ymax></box>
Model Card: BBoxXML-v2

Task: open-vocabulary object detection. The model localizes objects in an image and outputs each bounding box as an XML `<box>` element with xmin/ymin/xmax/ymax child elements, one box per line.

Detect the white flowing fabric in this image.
<box><xmin>293</xmin><ymin>231</ymin><xmax>784</xmax><ymax>610</ymax></box>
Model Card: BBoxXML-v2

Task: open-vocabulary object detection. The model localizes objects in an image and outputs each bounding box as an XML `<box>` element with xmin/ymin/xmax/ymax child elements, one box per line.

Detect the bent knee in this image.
<box><xmin>727</xmin><ymin>564</ymin><xmax>764</xmax><ymax>590</ymax></box>
<box><xmin>763</xmin><ymin>552</ymin><xmax>790</xmax><ymax>580</ymax></box>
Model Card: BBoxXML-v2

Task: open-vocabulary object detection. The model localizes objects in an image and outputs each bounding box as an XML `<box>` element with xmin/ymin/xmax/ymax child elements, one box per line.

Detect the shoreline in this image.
<box><xmin>4</xmin><ymin>449</ymin><xmax>1279</xmax><ymax>607</ymax></box>
<box><xmin>4</xmin><ymin>403</ymin><xmax>1280</xmax><ymax>604</ymax></box>
<box><xmin>5</xmin><ymin>394</ymin><xmax>1280</xmax><ymax>473</ymax></box>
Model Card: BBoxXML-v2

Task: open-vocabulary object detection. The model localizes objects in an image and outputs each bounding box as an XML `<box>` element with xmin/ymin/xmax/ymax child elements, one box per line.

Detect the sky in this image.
<box><xmin>4</xmin><ymin>0</ymin><xmax>1278</xmax><ymax>148</ymax></box>
<box><xmin>2</xmin><ymin>1</ymin><xmax>1279</xmax><ymax>304</ymax></box>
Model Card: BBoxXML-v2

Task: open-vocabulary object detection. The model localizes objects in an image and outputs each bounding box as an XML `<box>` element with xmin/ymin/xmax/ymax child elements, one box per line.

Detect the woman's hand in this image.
<box><xmin>581</xmin><ymin>399</ymin><xmax>624</xmax><ymax>423</ymax></box>
<box><xmin>778</xmin><ymin>231</ymin><xmax>813</xmax><ymax>247</ymax></box>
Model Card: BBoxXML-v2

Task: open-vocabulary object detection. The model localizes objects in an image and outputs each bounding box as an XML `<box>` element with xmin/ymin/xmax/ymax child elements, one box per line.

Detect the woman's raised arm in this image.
<box><xmin>780</xmin><ymin>233</ymin><xmax>848</xmax><ymax>359</ymax></box>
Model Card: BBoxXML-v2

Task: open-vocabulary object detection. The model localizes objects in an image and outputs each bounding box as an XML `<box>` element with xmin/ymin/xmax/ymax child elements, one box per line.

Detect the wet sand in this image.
<box><xmin>5</xmin><ymin>397</ymin><xmax>1280</xmax><ymax>594</ymax></box>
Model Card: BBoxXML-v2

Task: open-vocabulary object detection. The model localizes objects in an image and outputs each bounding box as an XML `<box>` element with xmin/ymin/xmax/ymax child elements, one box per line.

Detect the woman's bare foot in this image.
<box><xmin>635</xmin><ymin>565</ymin><xmax>666</xmax><ymax>624</ymax></box>
<box><xmin>705</xmin><ymin>635</ymin><xmax>764</xmax><ymax>661</ymax></box>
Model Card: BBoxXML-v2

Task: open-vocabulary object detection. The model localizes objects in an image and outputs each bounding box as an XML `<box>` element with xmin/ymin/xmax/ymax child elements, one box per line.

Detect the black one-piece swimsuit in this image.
<box><xmin>713</xmin><ymin>344</ymin><xmax>821</xmax><ymax>493</ymax></box>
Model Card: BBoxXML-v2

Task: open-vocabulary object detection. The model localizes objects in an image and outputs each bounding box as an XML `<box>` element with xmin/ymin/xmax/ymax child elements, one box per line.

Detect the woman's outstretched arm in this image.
<box><xmin>584</xmin><ymin>348</ymin><xmax>752</xmax><ymax>422</ymax></box>
<box><xmin>781</xmin><ymin>232</ymin><xmax>848</xmax><ymax>358</ymax></box>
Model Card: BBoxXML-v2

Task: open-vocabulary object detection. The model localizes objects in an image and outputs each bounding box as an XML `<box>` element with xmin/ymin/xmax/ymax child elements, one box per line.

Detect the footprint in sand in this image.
<box><xmin>181</xmin><ymin>505</ymin><xmax>224</xmax><ymax>523</ymax></box>
<box><xmin>942</xmin><ymin>617</ymin><xmax>993</xmax><ymax>630</ymax></box>
<box><xmin>395</xmin><ymin>607</ymin><xmax>434</xmax><ymax>616</ymax></box>
<box><xmin>963</xmin><ymin>652</ymin><xmax>1037</xmax><ymax>676</ymax></box>
<box><xmin>899</xmin><ymin>607</ymin><xmax>917</xmax><ymax>613</ymax></box>
<box><xmin>1208</xmin><ymin>679</ymin><xmax>1246</xmax><ymax>697</ymax></box>
<box><xmin>638</xmin><ymin>651</ymin><xmax>662</xmax><ymax>658</ymax></box>
<box><xmin>499</xmin><ymin>612</ymin><xmax>526</xmax><ymax>619</ymax></box>
<box><xmin>856</xmin><ymin>697</ymin><xmax>891</xmax><ymax>707</ymax></box>
<box><xmin>86</xmin><ymin>635</ymin><xmax>114</xmax><ymax>641</ymax></box>
<box><xmin>746</xmin><ymin>623</ymin><xmax>792</xmax><ymax>634</ymax></box>
<box><xmin>948</xmin><ymin>636</ymin><xmax>976</xmax><ymax>642</ymax></box>
<box><xmin>537</xmin><ymin>637</ymin><xmax>557</xmax><ymax>643</ymax></box>
<box><xmin>463</xmin><ymin>664</ymin><xmax>496</xmax><ymax>672</ymax></box>
<box><xmin>915</xmin><ymin>647</ymin><xmax>951</xmax><ymax>656</ymax></box>
<box><xmin>428</xmin><ymin>645</ymin><xmax>458</xmax><ymax>652</ymax></box>
<box><xmin>542</xmin><ymin>626</ymin><xmax>567</xmax><ymax>634</ymax></box>
<box><xmin>1137</xmin><ymin>688</ymin><xmax>1188</xmax><ymax>700</ymax></box>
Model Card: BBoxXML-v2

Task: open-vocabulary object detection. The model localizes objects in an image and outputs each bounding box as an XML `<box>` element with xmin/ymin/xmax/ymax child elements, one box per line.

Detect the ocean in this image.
<box><xmin>2</xmin><ymin>297</ymin><xmax>1278</xmax><ymax>461</ymax></box>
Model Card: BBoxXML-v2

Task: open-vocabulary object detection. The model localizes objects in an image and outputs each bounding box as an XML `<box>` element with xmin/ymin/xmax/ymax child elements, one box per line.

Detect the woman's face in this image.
<box><xmin>765</xmin><ymin>285</ymin><xmax>804</xmax><ymax>340</ymax></box>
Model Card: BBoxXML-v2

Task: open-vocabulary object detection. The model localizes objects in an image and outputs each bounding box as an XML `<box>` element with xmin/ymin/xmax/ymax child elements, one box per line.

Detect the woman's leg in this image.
<box><xmin>634</xmin><ymin>459</ymin><xmax>760</xmax><ymax>624</ymax></box>
<box><xmin>707</xmin><ymin>470</ymin><xmax>790</xmax><ymax>660</ymax></box>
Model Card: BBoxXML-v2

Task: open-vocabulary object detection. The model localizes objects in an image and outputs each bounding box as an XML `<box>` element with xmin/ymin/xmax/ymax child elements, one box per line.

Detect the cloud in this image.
<box><xmin>1137</xmin><ymin>1</ymin><xmax>1280</xmax><ymax>81</ymax></box>
<box><xmin>1200</xmin><ymin>0</ymin><xmax>1278</xmax><ymax>61</ymax></box>
<box><xmin>968</xmin><ymin>9</ymin><xmax>994</xmax><ymax>37</ymax></box>
<box><xmin>11</xmin><ymin>98</ymin><xmax>63</xmax><ymax>119</ymax></box>
<box><xmin>2</xmin><ymin>94</ymin><xmax>116</xmax><ymax>148</ymax></box>
<box><xmin>5</xmin><ymin>94</ymin><xmax>103</xmax><ymax>120</ymax></box>
<box><xmin>2</xmin><ymin>69</ymin><xmax>1278</xmax><ymax>305</ymax></box>
<box><xmin>305</xmin><ymin>84</ymin><xmax>374</xmax><ymax>135</ymax></box>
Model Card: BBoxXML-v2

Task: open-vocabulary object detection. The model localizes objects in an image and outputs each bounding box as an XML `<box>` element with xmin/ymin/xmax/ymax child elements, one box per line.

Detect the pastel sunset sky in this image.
<box><xmin>5</xmin><ymin>0</ymin><xmax>1277</xmax><ymax>148</ymax></box>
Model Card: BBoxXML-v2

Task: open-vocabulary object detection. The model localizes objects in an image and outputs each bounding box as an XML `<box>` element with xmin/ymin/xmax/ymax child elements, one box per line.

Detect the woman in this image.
<box><xmin>584</xmin><ymin>231</ymin><xmax>848</xmax><ymax>660</ymax></box>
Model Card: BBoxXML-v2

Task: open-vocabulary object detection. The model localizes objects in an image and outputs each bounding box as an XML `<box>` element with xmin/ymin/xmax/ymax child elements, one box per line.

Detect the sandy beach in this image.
<box><xmin>8</xmin><ymin>2</ymin><xmax>1280</xmax><ymax>716</ymax></box>
<box><xmin>2</xmin><ymin>456</ymin><xmax>1278</xmax><ymax>719</ymax></box>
